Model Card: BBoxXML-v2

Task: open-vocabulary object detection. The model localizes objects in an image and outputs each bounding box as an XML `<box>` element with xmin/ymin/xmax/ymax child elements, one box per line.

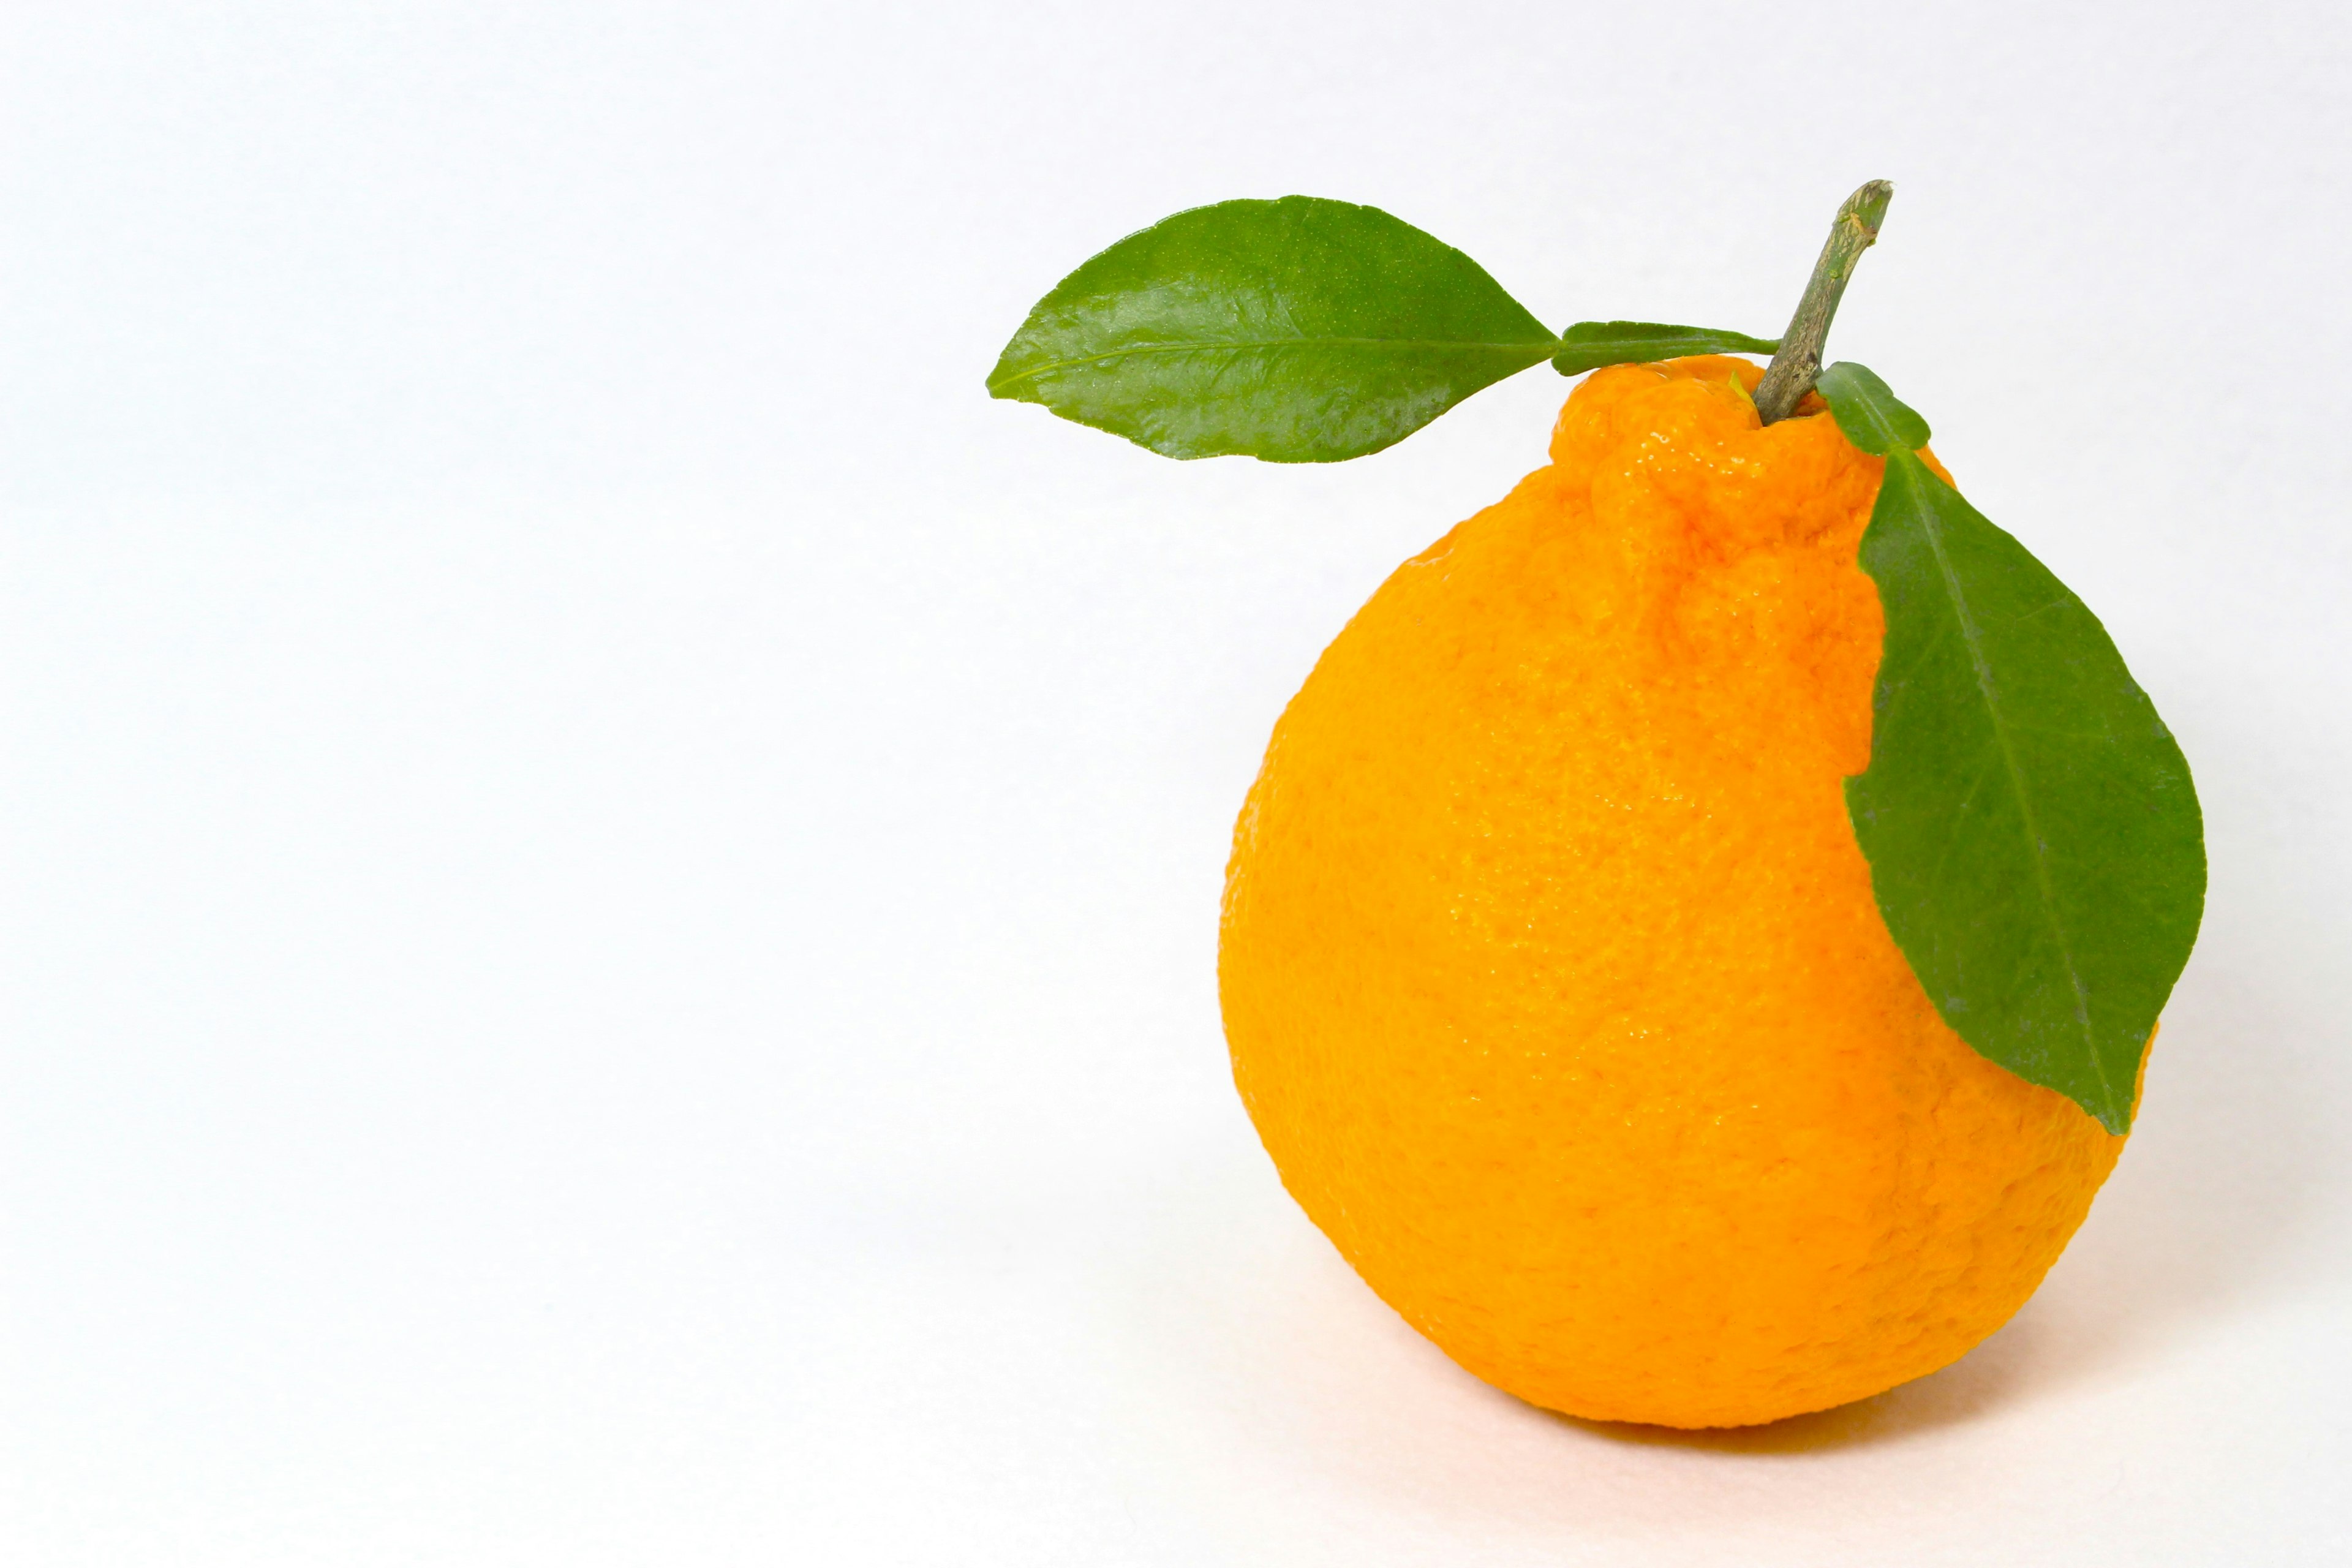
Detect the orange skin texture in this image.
<box><xmin>1218</xmin><ymin>358</ymin><xmax>2130</xmax><ymax>1429</ymax></box>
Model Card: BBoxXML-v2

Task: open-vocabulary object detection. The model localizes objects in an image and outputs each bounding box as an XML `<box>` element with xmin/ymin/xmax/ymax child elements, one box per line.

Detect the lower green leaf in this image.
<box><xmin>1845</xmin><ymin>450</ymin><xmax>2205</xmax><ymax>1133</ymax></box>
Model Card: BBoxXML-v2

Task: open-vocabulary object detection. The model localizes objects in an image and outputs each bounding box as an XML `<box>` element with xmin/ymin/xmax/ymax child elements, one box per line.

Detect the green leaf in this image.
<box><xmin>1549</xmin><ymin>322</ymin><xmax>1779</xmax><ymax>375</ymax></box>
<box><xmin>984</xmin><ymin>197</ymin><xmax>1559</xmax><ymax>462</ymax></box>
<box><xmin>1845</xmin><ymin>449</ymin><xmax>2205</xmax><ymax>1133</ymax></box>
<box><xmin>1815</xmin><ymin>361</ymin><xmax>1931</xmax><ymax>454</ymax></box>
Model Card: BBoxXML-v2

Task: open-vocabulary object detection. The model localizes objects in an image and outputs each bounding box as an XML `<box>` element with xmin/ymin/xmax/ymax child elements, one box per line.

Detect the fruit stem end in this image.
<box><xmin>1754</xmin><ymin>181</ymin><xmax>1893</xmax><ymax>425</ymax></box>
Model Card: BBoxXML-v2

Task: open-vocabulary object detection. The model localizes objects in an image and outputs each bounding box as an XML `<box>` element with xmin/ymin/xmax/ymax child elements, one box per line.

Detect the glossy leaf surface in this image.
<box><xmin>1845</xmin><ymin>449</ymin><xmax>2205</xmax><ymax>1132</ymax></box>
<box><xmin>985</xmin><ymin>197</ymin><xmax>1558</xmax><ymax>462</ymax></box>
<box><xmin>1817</xmin><ymin>361</ymin><xmax>1931</xmax><ymax>454</ymax></box>
<box><xmin>1550</xmin><ymin>321</ymin><xmax>1778</xmax><ymax>375</ymax></box>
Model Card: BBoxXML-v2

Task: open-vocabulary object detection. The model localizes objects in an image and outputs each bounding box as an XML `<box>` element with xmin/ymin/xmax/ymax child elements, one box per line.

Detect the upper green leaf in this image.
<box><xmin>1815</xmin><ymin>361</ymin><xmax>1931</xmax><ymax>455</ymax></box>
<box><xmin>985</xmin><ymin>197</ymin><xmax>1559</xmax><ymax>462</ymax></box>
<box><xmin>1845</xmin><ymin>448</ymin><xmax>2206</xmax><ymax>1132</ymax></box>
<box><xmin>1550</xmin><ymin>322</ymin><xmax>1779</xmax><ymax>375</ymax></box>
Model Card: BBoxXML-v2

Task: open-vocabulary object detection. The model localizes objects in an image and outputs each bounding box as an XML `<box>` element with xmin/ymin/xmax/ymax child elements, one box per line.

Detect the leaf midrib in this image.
<box><xmin>1912</xmin><ymin>464</ymin><xmax>2114</xmax><ymax>1118</ymax></box>
<box><xmin>1853</xmin><ymin>407</ymin><xmax>1902</xmax><ymax>449</ymax></box>
<box><xmin>989</xmin><ymin>335</ymin><xmax>1560</xmax><ymax>391</ymax></box>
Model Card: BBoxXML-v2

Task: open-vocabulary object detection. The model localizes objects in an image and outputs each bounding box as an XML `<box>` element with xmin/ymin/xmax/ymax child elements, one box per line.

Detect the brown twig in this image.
<box><xmin>1753</xmin><ymin>181</ymin><xmax>1893</xmax><ymax>425</ymax></box>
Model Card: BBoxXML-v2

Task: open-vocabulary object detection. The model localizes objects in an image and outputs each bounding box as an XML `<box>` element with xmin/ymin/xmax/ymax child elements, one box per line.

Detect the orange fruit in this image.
<box><xmin>1218</xmin><ymin>356</ymin><xmax>2130</xmax><ymax>1429</ymax></box>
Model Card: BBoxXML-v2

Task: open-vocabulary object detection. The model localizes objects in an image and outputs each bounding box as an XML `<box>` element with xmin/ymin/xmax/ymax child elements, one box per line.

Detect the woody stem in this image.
<box><xmin>1753</xmin><ymin>180</ymin><xmax>1893</xmax><ymax>425</ymax></box>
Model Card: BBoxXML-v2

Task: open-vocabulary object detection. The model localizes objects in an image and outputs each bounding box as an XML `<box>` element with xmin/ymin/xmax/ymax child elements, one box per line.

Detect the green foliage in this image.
<box><xmin>985</xmin><ymin>197</ymin><xmax>1558</xmax><ymax>462</ymax></box>
<box><xmin>987</xmin><ymin>198</ymin><xmax>1776</xmax><ymax>461</ymax></box>
<box><xmin>1815</xmin><ymin>361</ymin><xmax>1931</xmax><ymax>454</ymax></box>
<box><xmin>1551</xmin><ymin>322</ymin><xmax>1777</xmax><ymax>375</ymax></box>
<box><xmin>1845</xmin><ymin>446</ymin><xmax>2205</xmax><ymax>1132</ymax></box>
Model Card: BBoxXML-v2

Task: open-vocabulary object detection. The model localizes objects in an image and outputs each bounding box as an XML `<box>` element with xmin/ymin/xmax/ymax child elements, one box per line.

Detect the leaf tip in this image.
<box><xmin>2082</xmin><ymin>1082</ymin><xmax>2133</xmax><ymax>1136</ymax></box>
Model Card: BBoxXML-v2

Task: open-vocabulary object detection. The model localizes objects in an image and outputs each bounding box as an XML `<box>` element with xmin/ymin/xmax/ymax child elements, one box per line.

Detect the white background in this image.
<box><xmin>4</xmin><ymin>2</ymin><xmax>2347</xmax><ymax>1562</ymax></box>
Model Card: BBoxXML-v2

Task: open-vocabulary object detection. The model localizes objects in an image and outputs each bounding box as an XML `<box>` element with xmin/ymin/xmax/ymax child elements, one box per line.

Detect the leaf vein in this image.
<box><xmin>989</xmin><ymin>336</ymin><xmax>1559</xmax><ymax>390</ymax></box>
<box><xmin>1920</xmin><ymin>752</ymin><xmax>2004</xmax><ymax>905</ymax></box>
<box><xmin>1913</xmin><ymin>469</ymin><xmax>2115</xmax><ymax>1117</ymax></box>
